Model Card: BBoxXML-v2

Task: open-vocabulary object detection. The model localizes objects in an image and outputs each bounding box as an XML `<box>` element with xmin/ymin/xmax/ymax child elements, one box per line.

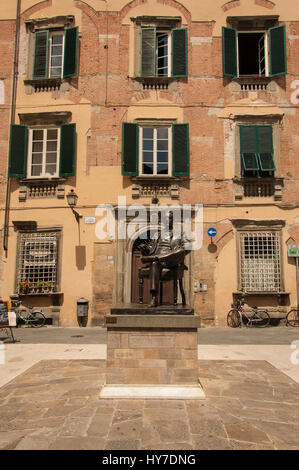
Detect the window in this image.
<box><xmin>122</xmin><ymin>122</ymin><xmax>189</xmax><ymax>177</ymax></box>
<box><xmin>135</xmin><ymin>20</ymin><xmax>187</xmax><ymax>78</ymax></box>
<box><xmin>239</xmin><ymin>231</ymin><xmax>281</xmax><ymax>292</ymax></box>
<box><xmin>33</xmin><ymin>26</ymin><xmax>78</xmax><ymax>80</ymax></box>
<box><xmin>17</xmin><ymin>231</ymin><xmax>60</xmax><ymax>294</ymax></box>
<box><xmin>28</xmin><ymin>128</ymin><xmax>60</xmax><ymax>178</ymax></box>
<box><xmin>140</xmin><ymin>126</ymin><xmax>171</xmax><ymax>176</ymax></box>
<box><xmin>240</xmin><ymin>125</ymin><xmax>275</xmax><ymax>178</ymax></box>
<box><xmin>9</xmin><ymin>122</ymin><xmax>76</xmax><ymax>179</ymax></box>
<box><xmin>222</xmin><ymin>24</ymin><xmax>287</xmax><ymax>78</ymax></box>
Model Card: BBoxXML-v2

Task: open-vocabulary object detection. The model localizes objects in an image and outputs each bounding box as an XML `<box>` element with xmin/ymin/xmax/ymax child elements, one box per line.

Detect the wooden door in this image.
<box><xmin>131</xmin><ymin>250</ymin><xmax>174</xmax><ymax>305</ymax></box>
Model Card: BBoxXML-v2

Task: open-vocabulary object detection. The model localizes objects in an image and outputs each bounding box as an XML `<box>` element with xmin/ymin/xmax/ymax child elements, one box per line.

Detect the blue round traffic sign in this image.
<box><xmin>207</xmin><ymin>227</ymin><xmax>217</xmax><ymax>237</ymax></box>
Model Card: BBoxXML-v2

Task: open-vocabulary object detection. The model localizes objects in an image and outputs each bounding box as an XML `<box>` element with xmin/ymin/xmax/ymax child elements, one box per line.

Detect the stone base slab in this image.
<box><xmin>100</xmin><ymin>384</ymin><xmax>205</xmax><ymax>399</ymax></box>
<box><xmin>111</xmin><ymin>305</ymin><xmax>194</xmax><ymax>315</ymax></box>
<box><xmin>105</xmin><ymin>314</ymin><xmax>201</xmax><ymax>329</ymax></box>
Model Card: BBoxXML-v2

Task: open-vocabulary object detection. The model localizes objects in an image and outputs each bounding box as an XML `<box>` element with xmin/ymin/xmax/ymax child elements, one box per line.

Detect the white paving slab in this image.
<box><xmin>100</xmin><ymin>384</ymin><xmax>205</xmax><ymax>399</ymax></box>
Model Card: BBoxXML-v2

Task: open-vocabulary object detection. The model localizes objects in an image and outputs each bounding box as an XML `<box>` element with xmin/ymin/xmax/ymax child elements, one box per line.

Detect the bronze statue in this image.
<box><xmin>138</xmin><ymin>214</ymin><xmax>190</xmax><ymax>307</ymax></box>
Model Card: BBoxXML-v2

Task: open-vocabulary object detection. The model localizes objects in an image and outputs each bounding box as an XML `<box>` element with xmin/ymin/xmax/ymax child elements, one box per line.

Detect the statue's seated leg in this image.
<box><xmin>138</xmin><ymin>269</ymin><xmax>144</xmax><ymax>304</ymax></box>
<box><xmin>173</xmin><ymin>274</ymin><xmax>178</xmax><ymax>306</ymax></box>
<box><xmin>149</xmin><ymin>261</ymin><xmax>160</xmax><ymax>307</ymax></box>
<box><xmin>179</xmin><ymin>278</ymin><xmax>186</xmax><ymax>305</ymax></box>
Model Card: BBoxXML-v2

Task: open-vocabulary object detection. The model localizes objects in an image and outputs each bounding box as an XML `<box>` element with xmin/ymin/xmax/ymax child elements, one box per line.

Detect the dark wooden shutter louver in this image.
<box><xmin>269</xmin><ymin>25</ymin><xmax>287</xmax><ymax>77</ymax></box>
<box><xmin>172</xmin><ymin>124</ymin><xmax>189</xmax><ymax>177</ymax></box>
<box><xmin>9</xmin><ymin>124</ymin><xmax>28</xmax><ymax>178</ymax></box>
<box><xmin>59</xmin><ymin>123</ymin><xmax>76</xmax><ymax>177</ymax></box>
<box><xmin>222</xmin><ymin>27</ymin><xmax>237</xmax><ymax>78</ymax></box>
<box><xmin>141</xmin><ymin>28</ymin><xmax>156</xmax><ymax>77</ymax></box>
<box><xmin>172</xmin><ymin>28</ymin><xmax>188</xmax><ymax>78</ymax></box>
<box><xmin>257</xmin><ymin>126</ymin><xmax>275</xmax><ymax>171</ymax></box>
<box><xmin>63</xmin><ymin>26</ymin><xmax>79</xmax><ymax>78</ymax></box>
<box><xmin>240</xmin><ymin>126</ymin><xmax>259</xmax><ymax>172</ymax></box>
<box><xmin>33</xmin><ymin>30</ymin><xmax>49</xmax><ymax>79</ymax></box>
<box><xmin>122</xmin><ymin>123</ymin><xmax>138</xmax><ymax>176</ymax></box>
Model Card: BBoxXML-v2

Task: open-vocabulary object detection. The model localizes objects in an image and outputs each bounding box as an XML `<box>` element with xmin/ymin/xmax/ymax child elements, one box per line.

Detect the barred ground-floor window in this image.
<box><xmin>239</xmin><ymin>230</ymin><xmax>281</xmax><ymax>292</ymax></box>
<box><xmin>16</xmin><ymin>230</ymin><xmax>60</xmax><ymax>294</ymax></box>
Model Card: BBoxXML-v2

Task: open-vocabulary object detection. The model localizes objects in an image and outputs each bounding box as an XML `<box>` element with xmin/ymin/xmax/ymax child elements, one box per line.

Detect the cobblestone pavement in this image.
<box><xmin>0</xmin><ymin>359</ymin><xmax>299</xmax><ymax>450</ymax></box>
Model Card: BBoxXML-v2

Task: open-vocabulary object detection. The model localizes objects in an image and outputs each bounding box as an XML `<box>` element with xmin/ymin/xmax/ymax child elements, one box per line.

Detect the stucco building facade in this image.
<box><xmin>0</xmin><ymin>0</ymin><xmax>298</xmax><ymax>326</ymax></box>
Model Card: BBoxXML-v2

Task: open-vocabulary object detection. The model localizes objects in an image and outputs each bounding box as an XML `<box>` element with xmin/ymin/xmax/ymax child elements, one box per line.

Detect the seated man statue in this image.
<box><xmin>139</xmin><ymin>213</ymin><xmax>190</xmax><ymax>307</ymax></box>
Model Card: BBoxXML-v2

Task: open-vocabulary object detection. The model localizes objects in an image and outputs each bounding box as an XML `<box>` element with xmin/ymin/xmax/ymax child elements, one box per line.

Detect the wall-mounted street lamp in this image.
<box><xmin>66</xmin><ymin>189</ymin><xmax>82</xmax><ymax>223</ymax></box>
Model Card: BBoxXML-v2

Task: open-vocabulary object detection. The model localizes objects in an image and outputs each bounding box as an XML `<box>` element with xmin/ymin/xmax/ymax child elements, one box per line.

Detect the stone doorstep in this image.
<box><xmin>99</xmin><ymin>384</ymin><xmax>205</xmax><ymax>400</ymax></box>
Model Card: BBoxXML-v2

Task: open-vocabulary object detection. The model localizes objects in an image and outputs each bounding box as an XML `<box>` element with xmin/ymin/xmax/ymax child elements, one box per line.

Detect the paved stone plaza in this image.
<box><xmin>0</xmin><ymin>352</ymin><xmax>299</xmax><ymax>450</ymax></box>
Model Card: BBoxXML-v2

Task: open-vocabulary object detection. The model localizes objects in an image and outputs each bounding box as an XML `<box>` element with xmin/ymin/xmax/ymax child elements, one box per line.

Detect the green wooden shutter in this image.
<box><xmin>269</xmin><ymin>25</ymin><xmax>287</xmax><ymax>77</ymax></box>
<box><xmin>59</xmin><ymin>123</ymin><xmax>76</xmax><ymax>177</ymax></box>
<box><xmin>63</xmin><ymin>26</ymin><xmax>79</xmax><ymax>78</ymax></box>
<box><xmin>240</xmin><ymin>126</ymin><xmax>259</xmax><ymax>174</ymax></box>
<box><xmin>122</xmin><ymin>123</ymin><xmax>138</xmax><ymax>176</ymax></box>
<box><xmin>172</xmin><ymin>28</ymin><xmax>188</xmax><ymax>78</ymax></box>
<box><xmin>141</xmin><ymin>28</ymin><xmax>156</xmax><ymax>77</ymax></box>
<box><xmin>33</xmin><ymin>30</ymin><xmax>49</xmax><ymax>79</ymax></box>
<box><xmin>222</xmin><ymin>27</ymin><xmax>237</xmax><ymax>78</ymax></box>
<box><xmin>172</xmin><ymin>123</ymin><xmax>189</xmax><ymax>177</ymax></box>
<box><xmin>8</xmin><ymin>125</ymin><xmax>28</xmax><ymax>178</ymax></box>
<box><xmin>257</xmin><ymin>126</ymin><xmax>275</xmax><ymax>171</ymax></box>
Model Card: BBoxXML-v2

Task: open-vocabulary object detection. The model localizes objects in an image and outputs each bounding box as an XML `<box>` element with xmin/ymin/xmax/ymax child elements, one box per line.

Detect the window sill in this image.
<box><xmin>132</xmin><ymin>176</ymin><xmax>180</xmax><ymax>182</ymax></box>
<box><xmin>21</xmin><ymin>177</ymin><xmax>66</xmax><ymax>183</ymax></box>
<box><xmin>18</xmin><ymin>292</ymin><xmax>63</xmax><ymax>297</ymax></box>
<box><xmin>134</xmin><ymin>76</ymin><xmax>176</xmax><ymax>90</ymax></box>
<box><xmin>234</xmin><ymin>177</ymin><xmax>283</xmax><ymax>200</ymax></box>
<box><xmin>24</xmin><ymin>78</ymin><xmax>72</xmax><ymax>93</ymax></box>
<box><xmin>232</xmin><ymin>76</ymin><xmax>272</xmax><ymax>91</ymax></box>
<box><xmin>19</xmin><ymin>178</ymin><xmax>66</xmax><ymax>201</ymax></box>
<box><xmin>233</xmin><ymin>291</ymin><xmax>290</xmax><ymax>296</ymax></box>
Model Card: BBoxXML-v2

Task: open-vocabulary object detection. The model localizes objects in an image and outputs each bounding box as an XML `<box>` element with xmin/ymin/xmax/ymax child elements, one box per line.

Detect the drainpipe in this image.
<box><xmin>3</xmin><ymin>0</ymin><xmax>21</xmax><ymax>252</ymax></box>
<box><xmin>104</xmin><ymin>0</ymin><xmax>109</xmax><ymax>107</ymax></box>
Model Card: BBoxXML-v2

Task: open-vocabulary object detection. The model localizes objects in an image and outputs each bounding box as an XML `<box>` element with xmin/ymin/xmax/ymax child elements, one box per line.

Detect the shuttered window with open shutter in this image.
<box><xmin>269</xmin><ymin>25</ymin><xmax>287</xmax><ymax>77</ymax></box>
<box><xmin>122</xmin><ymin>123</ymin><xmax>189</xmax><ymax>178</ymax></box>
<box><xmin>9</xmin><ymin>125</ymin><xmax>28</xmax><ymax>178</ymax></box>
<box><xmin>63</xmin><ymin>27</ymin><xmax>79</xmax><ymax>78</ymax></box>
<box><xmin>222</xmin><ymin>27</ymin><xmax>237</xmax><ymax>78</ymax></box>
<box><xmin>122</xmin><ymin>123</ymin><xmax>139</xmax><ymax>176</ymax></box>
<box><xmin>139</xmin><ymin>26</ymin><xmax>187</xmax><ymax>78</ymax></box>
<box><xmin>59</xmin><ymin>123</ymin><xmax>76</xmax><ymax>177</ymax></box>
<box><xmin>172</xmin><ymin>28</ymin><xmax>187</xmax><ymax>78</ymax></box>
<box><xmin>33</xmin><ymin>30</ymin><xmax>49</xmax><ymax>79</ymax></box>
<box><xmin>33</xmin><ymin>27</ymin><xmax>78</xmax><ymax>80</ymax></box>
<box><xmin>141</xmin><ymin>28</ymin><xmax>156</xmax><ymax>77</ymax></box>
<box><xmin>257</xmin><ymin>126</ymin><xmax>275</xmax><ymax>171</ymax></box>
<box><xmin>172</xmin><ymin>124</ymin><xmax>189</xmax><ymax>177</ymax></box>
<box><xmin>222</xmin><ymin>23</ymin><xmax>287</xmax><ymax>78</ymax></box>
<box><xmin>240</xmin><ymin>125</ymin><xmax>275</xmax><ymax>177</ymax></box>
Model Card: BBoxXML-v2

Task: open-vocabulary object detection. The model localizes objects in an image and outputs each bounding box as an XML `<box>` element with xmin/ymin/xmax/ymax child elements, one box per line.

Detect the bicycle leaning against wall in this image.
<box><xmin>286</xmin><ymin>308</ymin><xmax>299</xmax><ymax>327</ymax></box>
<box><xmin>227</xmin><ymin>297</ymin><xmax>271</xmax><ymax>328</ymax></box>
<box><xmin>11</xmin><ymin>300</ymin><xmax>46</xmax><ymax>328</ymax></box>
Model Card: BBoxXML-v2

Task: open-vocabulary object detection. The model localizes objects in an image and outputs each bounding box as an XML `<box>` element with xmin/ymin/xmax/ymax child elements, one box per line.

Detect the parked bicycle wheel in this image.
<box><xmin>30</xmin><ymin>311</ymin><xmax>46</xmax><ymax>328</ymax></box>
<box><xmin>286</xmin><ymin>309</ymin><xmax>299</xmax><ymax>327</ymax></box>
<box><xmin>251</xmin><ymin>310</ymin><xmax>270</xmax><ymax>328</ymax></box>
<box><xmin>227</xmin><ymin>309</ymin><xmax>241</xmax><ymax>328</ymax></box>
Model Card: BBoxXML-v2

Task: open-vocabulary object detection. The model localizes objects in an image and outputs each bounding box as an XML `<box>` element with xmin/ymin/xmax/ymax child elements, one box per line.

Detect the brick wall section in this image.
<box><xmin>69</xmin><ymin>2</ymin><xmax>299</xmax><ymax>208</ymax></box>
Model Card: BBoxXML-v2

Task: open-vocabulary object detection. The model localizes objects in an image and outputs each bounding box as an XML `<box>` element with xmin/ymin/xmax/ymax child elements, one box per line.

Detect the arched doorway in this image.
<box><xmin>131</xmin><ymin>231</ymin><xmax>174</xmax><ymax>305</ymax></box>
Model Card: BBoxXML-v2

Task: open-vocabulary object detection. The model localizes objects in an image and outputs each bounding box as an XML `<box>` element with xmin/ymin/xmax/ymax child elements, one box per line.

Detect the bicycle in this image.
<box><xmin>286</xmin><ymin>308</ymin><xmax>299</xmax><ymax>327</ymax></box>
<box><xmin>11</xmin><ymin>300</ymin><xmax>46</xmax><ymax>328</ymax></box>
<box><xmin>227</xmin><ymin>297</ymin><xmax>270</xmax><ymax>328</ymax></box>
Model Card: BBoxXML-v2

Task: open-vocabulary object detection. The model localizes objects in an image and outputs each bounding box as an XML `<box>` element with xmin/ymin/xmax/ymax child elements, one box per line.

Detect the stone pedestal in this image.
<box><xmin>100</xmin><ymin>310</ymin><xmax>205</xmax><ymax>399</ymax></box>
